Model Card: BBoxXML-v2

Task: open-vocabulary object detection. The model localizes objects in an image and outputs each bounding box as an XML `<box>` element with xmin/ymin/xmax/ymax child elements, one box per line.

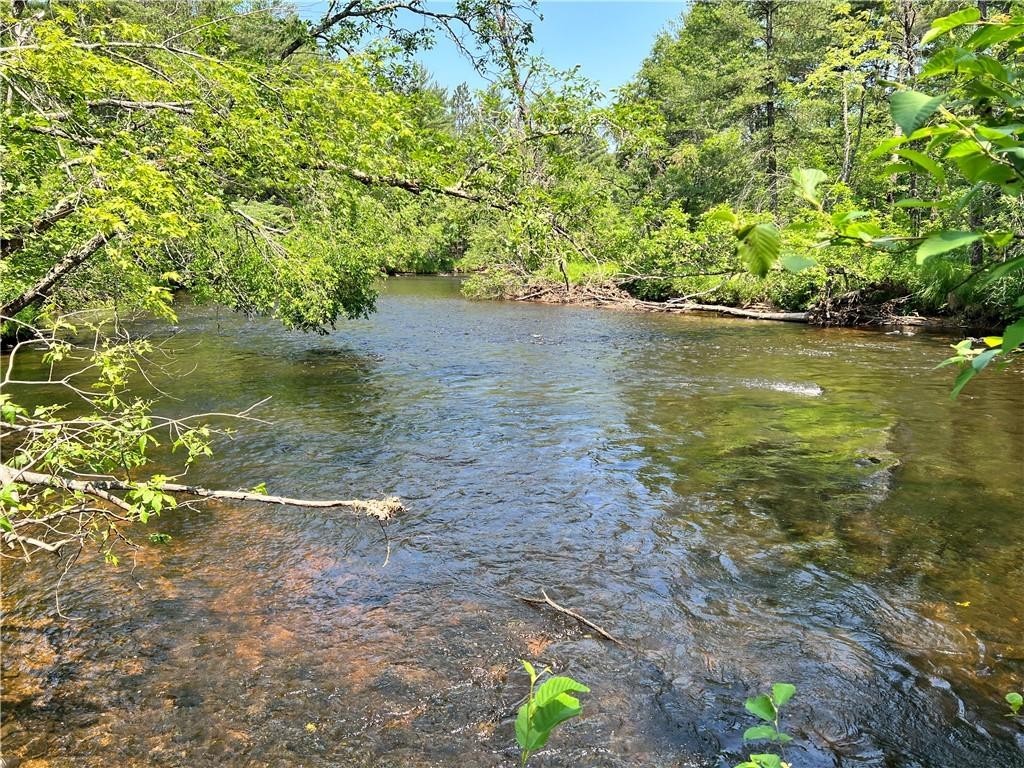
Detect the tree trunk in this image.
<box><xmin>763</xmin><ymin>1</ymin><xmax>778</xmax><ymax>214</ymax></box>
<box><xmin>971</xmin><ymin>0</ymin><xmax>988</xmax><ymax>266</ymax></box>
<box><xmin>840</xmin><ymin>79</ymin><xmax>853</xmax><ymax>183</ymax></box>
<box><xmin>1</xmin><ymin>232</ymin><xmax>113</xmax><ymax>317</ymax></box>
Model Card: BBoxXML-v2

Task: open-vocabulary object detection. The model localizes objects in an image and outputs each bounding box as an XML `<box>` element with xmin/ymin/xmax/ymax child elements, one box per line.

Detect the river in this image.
<box><xmin>2</xmin><ymin>276</ymin><xmax>1023</xmax><ymax>767</ymax></box>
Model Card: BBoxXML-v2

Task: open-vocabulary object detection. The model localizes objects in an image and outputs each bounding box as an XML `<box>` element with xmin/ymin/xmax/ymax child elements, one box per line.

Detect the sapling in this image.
<box><xmin>1006</xmin><ymin>692</ymin><xmax>1022</xmax><ymax>717</ymax></box>
<box><xmin>734</xmin><ymin>682</ymin><xmax>797</xmax><ymax>768</ymax></box>
<box><xmin>515</xmin><ymin>660</ymin><xmax>589</xmax><ymax>767</ymax></box>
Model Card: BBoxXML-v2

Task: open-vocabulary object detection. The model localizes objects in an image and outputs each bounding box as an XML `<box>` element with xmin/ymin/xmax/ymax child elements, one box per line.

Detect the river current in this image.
<box><xmin>2</xmin><ymin>276</ymin><xmax>1023</xmax><ymax>767</ymax></box>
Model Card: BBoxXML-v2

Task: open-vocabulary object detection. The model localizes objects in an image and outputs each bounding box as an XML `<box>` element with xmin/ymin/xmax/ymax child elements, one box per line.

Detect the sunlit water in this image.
<box><xmin>2</xmin><ymin>277</ymin><xmax>1023</xmax><ymax>767</ymax></box>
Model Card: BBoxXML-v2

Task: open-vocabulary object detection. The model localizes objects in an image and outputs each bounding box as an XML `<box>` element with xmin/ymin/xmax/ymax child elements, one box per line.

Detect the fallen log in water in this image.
<box><xmin>510</xmin><ymin>281</ymin><xmax>810</xmax><ymax>323</ymax></box>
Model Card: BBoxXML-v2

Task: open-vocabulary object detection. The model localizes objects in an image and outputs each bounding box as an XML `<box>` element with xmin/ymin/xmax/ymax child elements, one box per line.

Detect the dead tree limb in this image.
<box><xmin>1</xmin><ymin>465</ymin><xmax>404</xmax><ymax>522</ymax></box>
<box><xmin>514</xmin><ymin>588</ymin><xmax>626</xmax><ymax>648</ymax></box>
<box><xmin>1</xmin><ymin>231</ymin><xmax>115</xmax><ymax>317</ymax></box>
<box><xmin>0</xmin><ymin>193</ymin><xmax>82</xmax><ymax>258</ymax></box>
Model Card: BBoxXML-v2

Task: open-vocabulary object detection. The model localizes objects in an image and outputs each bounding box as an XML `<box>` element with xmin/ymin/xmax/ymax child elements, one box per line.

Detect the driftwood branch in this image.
<box><xmin>1</xmin><ymin>465</ymin><xmax>404</xmax><ymax>523</ymax></box>
<box><xmin>657</xmin><ymin>302</ymin><xmax>808</xmax><ymax>323</ymax></box>
<box><xmin>514</xmin><ymin>588</ymin><xmax>626</xmax><ymax>647</ymax></box>
<box><xmin>508</xmin><ymin>280</ymin><xmax>810</xmax><ymax>323</ymax></box>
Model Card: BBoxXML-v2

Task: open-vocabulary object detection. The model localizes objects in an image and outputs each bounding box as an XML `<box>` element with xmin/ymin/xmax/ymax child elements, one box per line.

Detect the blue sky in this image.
<box><xmin>295</xmin><ymin>1</ymin><xmax>688</xmax><ymax>98</ymax></box>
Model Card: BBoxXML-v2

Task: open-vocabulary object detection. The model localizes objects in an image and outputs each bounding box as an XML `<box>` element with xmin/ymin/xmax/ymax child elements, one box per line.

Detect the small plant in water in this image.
<box><xmin>1006</xmin><ymin>691</ymin><xmax>1022</xmax><ymax>717</ymax></box>
<box><xmin>515</xmin><ymin>660</ymin><xmax>589</xmax><ymax>767</ymax></box>
<box><xmin>734</xmin><ymin>682</ymin><xmax>797</xmax><ymax>768</ymax></box>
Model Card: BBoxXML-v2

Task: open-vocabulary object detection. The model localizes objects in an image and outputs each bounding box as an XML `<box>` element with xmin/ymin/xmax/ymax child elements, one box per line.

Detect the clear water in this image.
<box><xmin>3</xmin><ymin>277</ymin><xmax>1023</xmax><ymax>767</ymax></box>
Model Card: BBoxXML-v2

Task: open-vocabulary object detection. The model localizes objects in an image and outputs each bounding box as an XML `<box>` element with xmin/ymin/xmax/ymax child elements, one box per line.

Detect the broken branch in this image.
<box><xmin>514</xmin><ymin>588</ymin><xmax>626</xmax><ymax>647</ymax></box>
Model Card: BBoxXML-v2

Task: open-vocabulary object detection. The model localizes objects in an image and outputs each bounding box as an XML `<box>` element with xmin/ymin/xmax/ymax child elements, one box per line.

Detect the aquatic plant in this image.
<box><xmin>515</xmin><ymin>660</ymin><xmax>589</xmax><ymax>767</ymax></box>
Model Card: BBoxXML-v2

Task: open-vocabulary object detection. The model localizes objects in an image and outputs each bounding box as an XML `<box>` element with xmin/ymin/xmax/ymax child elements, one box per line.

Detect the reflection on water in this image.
<box><xmin>2</xmin><ymin>276</ymin><xmax>1023</xmax><ymax>767</ymax></box>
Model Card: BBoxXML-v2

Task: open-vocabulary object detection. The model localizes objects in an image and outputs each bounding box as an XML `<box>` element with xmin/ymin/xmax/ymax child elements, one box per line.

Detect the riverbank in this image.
<box><xmin>490</xmin><ymin>276</ymin><xmax>972</xmax><ymax>330</ymax></box>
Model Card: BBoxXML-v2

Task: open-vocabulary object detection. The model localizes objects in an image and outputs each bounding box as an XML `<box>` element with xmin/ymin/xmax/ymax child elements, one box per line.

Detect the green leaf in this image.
<box><xmin>708</xmin><ymin>207</ymin><xmax>738</xmax><ymax>227</ymax></box>
<box><xmin>831</xmin><ymin>210</ymin><xmax>869</xmax><ymax>228</ymax></box>
<box><xmin>738</xmin><ymin>223</ymin><xmax>780</xmax><ymax>278</ymax></box>
<box><xmin>743</xmin><ymin>725</ymin><xmax>779</xmax><ymax>742</ymax></box>
<box><xmin>771</xmin><ymin>683</ymin><xmax>796</xmax><ymax>708</ymax></box>
<box><xmin>945</xmin><ymin>139</ymin><xmax>984</xmax><ymax>159</ymax></box>
<box><xmin>890</xmin><ymin>90</ymin><xmax>946</xmax><ymax>136</ymax></box>
<box><xmin>1006</xmin><ymin>692</ymin><xmax>1023</xmax><ymax>714</ymax></box>
<box><xmin>531</xmin><ymin>693</ymin><xmax>582</xmax><ymax>735</ymax></box>
<box><xmin>951</xmin><ymin>365</ymin><xmax>978</xmax><ymax>399</ymax></box>
<box><xmin>1002</xmin><ymin>319</ymin><xmax>1024</xmax><ymax>354</ymax></box>
<box><xmin>894</xmin><ymin>149</ymin><xmax>945</xmax><ymax>182</ymax></box>
<box><xmin>916</xmin><ymin>231</ymin><xmax>982</xmax><ymax>264</ymax></box>
<box><xmin>779</xmin><ymin>253</ymin><xmax>815</xmax><ymax>273</ymax></box>
<box><xmin>521</xmin><ymin>659</ymin><xmax>537</xmax><ymax>684</ymax></box>
<box><xmin>980</xmin><ymin>255</ymin><xmax>1024</xmax><ymax>287</ymax></box>
<box><xmin>922</xmin><ymin>7</ymin><xmax>981</xmax><ymax>44</ymax></box>
<box><xmin>533</xmin><ymin>676</ymin><xmax>590</xmax><ymax>708</ymax></box>
<box><xmin>744</xmin><ymin>694</ymin><xmax>776</xmax><ymax>723</ymax></box>
<box><xmin>868</xmin><ymin>135</ymin><xmax>907</xmax><ymax>160</ymax></box>
<box><xmin>895</xmin><ymin>198</ymin><xmax>949</xmax><ymax>209</ymax></box>
<box><xmin>972</xmin><ymin>347</ymin><xmax>1001</xmax><ymax>371</ymax></box>
<box><xmin>965</xmin><ymin>24</ymin><xmax>1024</xmax><ymax>51</ymax></box>
<box><xmin>984</xmin><ymin>231</ymin><xmax>1015</xmax><ymax>249</ymax></box>
<box><xmin>0</xmin><ymin>514</ymin><xmax>12</xmax><ymax>533</ymax></box>
<box><xmin>749</xmin><ymin>754</ymin><xmax>783</xmax><ymax>768</ymax></box>
<box><xmin>515</xmin><ymin>702</ymin><xmax>531</xmax><ymax>750</ymax></box>
<box><xmin>791</xmin><ymin>167</ymin><xmax>827</xmax><ymax>208</ymax></box>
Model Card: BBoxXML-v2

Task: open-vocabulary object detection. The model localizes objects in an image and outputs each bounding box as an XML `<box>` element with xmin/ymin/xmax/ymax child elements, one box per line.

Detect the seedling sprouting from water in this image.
<box><xmin>734</xmin><ymin>682</ymin><xmax>796</xmax><ymax>768</ymax></box>
<box><xmin>515</xmin><ymin>660</ymin><xmax>589</xmax><ymax>767</ymax></box>
<box><xmin>1006</xmin><ymin>691</ymin><xmax>1023</xmax><ymax>717</ymax></box>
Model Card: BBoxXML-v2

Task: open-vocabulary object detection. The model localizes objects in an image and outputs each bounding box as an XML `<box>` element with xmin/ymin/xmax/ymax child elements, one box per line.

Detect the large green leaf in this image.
<box><xmin>890</xmin><ymin>90</ymin><xmax>946</xmax><ymax>136</ymax></box>
<box><xmin>744</xmin><ymin>694</ymin><xmax>776</xmax><ymax>723</ymax></box>
<box><xmin>980</xmin><ymin>254</ymin><xmax>1024</xmax><ymax>287</ymax></box>
<box><xmin>867</xmin><ymin>135</ymin><xmax>907</xmax><ymax>160</ymax></box>
<box><xmin>920</xmin><ymin>46</ymin><xmax>976</xmax><ymax>78</ymax></box>
<box><xmin>771</xmin><ymin>683</ymin><xmax>796</xmax><ymax>708</ymax></box>
<box><xmin>1002</xmin><ymin>318</ymin><xmax>1024</xmax><ymax>354</ymax></box>
<box><xmin>791</xmin><ymin>167</ymin><xmax>827</xmax><ymax>208</ymax></box>
<box><xmin>533</xmin><ymin>676</ymin><xmax>590</xmax><ymax>708</ymax></box>
<box><xmin>922</xmin><ymin>7</ymin><xmax>980</xmax><ymax>44</ymax></box>
<box><xmin>972</xmin><ymin>347</ymin><xmax>1001</xmax><ymax>371</ymax></box>
<box><xmin>779</xmin><ymin>252</ymin><xmax>815</xmax><ymax>273</ymax></box>
<box><xmin>514</xmin><ymin>702</ymin><xmax>531</xmax><ymax>750</ymax></box>
<box><xmin>965</xmin><ymin>23</ymin><xmax>1024</xmax><ymax>51</ymax></box>
<box><xmin>531</xmin><ymin>693</ymin><xmax>582</xmax><ymax>735</ymax></box>
<box><xmin>738</xmin><ymin>223</ymin><xmax>780</xmax><ymax>278</ymax></box>
<box><xmin>951</xmin><ymin>365</ymin><xmax>978</xmax><ymax>399</ymax></box>
<box><xmin>743</xmin><ymin>725</ymin><xmax>779</xmax><ymax>742</ymax></box>
<box><xmin>894</xmin><ymin>148</ymin><xmax>945</xmax><ymax>182</ymax></box>
<box><xmin>916</xmin><ymin>231</ymin><xmax>982</xmax><ymax>264</ymax></box>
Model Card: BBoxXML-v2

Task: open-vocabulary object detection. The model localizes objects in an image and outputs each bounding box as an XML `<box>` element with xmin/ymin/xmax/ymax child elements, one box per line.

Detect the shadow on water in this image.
<box><xmin>2</xmin><ymin>276</ymin><xmax>1023</xmax><ymax>767</ymax></box>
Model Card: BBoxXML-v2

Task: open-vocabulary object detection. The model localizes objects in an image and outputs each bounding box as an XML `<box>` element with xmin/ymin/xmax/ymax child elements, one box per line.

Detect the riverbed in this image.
<box><xmin>2</xmin><ymin>276</ymin><xmax>1022</xmax><ymax>767</ymax></box>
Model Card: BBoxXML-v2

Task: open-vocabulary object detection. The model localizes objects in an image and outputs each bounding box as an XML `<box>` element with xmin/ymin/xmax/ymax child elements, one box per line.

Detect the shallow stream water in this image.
<box><xmin>2</xmin><ymin>277</ymin><xmax>1023</xmax><ymax>767</ymax></box>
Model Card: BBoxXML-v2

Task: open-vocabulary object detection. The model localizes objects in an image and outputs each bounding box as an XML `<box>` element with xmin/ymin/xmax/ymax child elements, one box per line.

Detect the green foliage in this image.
<box><xmin>515</xmin><ymin>660</ymin><xmax>589</xmax><ymax>767</ymax></box>
<box><xmin>735</xmin><ymin>755</ymin><xmax>788</xmax><ymax>768</ymax></box>
<box><xmin>734</xmin><ymin>683</ymin><xmax>796</xmax><ymax>768</ymax></box>
<box><xmin>0</xmin><ymin>0</ymin><xmax>510</xmax><ymax>332</ymax></box>
<box><xmin>0</xmin><ymin>317</ymin><xmax>219</xmax><ymax>561</ymax></box>
<box><xmin>1007</xmin><ymin>691</ymin><xmax>1023</xmax><ymax>717</ymax></box>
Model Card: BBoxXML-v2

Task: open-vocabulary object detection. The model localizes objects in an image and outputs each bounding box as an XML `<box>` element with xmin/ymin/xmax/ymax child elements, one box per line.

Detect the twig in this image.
<box><xmin>513</xmin><ymin>588</ymin><xmax>626</xmax><ymax>648</ymax></box>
